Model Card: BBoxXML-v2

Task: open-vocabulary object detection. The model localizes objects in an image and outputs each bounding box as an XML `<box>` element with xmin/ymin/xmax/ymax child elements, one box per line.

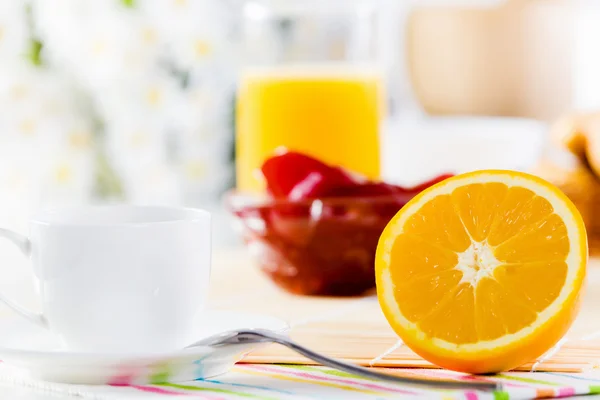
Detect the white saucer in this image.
<box><xmin>0</xmin><ymin>310</ymin><xmax>288</xmax><ymax>385</ymax></box>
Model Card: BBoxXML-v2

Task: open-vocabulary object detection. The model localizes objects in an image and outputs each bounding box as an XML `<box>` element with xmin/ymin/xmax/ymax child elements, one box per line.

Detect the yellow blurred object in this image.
<box><xmin>534</xmin><ymin>112</ymin><xmax>600</xmax><ymax>253</ymax></box>
<box><xmin>235</xmin><ymin>65</ymin><xmax>383</xmax><ymax>193</ymax></box>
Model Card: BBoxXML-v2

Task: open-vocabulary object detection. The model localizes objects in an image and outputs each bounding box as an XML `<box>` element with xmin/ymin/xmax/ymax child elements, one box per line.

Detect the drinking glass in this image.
<box><xmin>236</xmin><ymin>0</ymin><xmax>386</xmax><ymax>193</ymax></box>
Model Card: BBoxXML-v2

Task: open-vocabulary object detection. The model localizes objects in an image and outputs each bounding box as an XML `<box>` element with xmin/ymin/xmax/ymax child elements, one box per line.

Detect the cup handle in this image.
<box><xmin>0</xmin><ymin>228</ymin><xmax>47</xmax><ymax>328</ymax></box>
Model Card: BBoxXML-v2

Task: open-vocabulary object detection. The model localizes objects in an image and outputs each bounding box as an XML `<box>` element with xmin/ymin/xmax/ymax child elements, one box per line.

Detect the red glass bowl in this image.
<box><xmin>225</xmin><ymin>191</ymin><xmax>415</xmax><ymax>296</ymax></box>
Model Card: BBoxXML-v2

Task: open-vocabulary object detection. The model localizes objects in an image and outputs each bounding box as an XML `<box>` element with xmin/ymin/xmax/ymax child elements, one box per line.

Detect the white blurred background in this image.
<box><xmin>0</xmin><ymin>0</ymin><xmax>596</xmax><ymax>304</ymax></box>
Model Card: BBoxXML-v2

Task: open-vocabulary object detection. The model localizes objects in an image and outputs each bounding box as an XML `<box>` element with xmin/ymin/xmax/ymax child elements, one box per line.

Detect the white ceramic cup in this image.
<box><xmin>0</xmin><ymin>206</ymin><xmax>211</xmax><ymax>353</ymax></box>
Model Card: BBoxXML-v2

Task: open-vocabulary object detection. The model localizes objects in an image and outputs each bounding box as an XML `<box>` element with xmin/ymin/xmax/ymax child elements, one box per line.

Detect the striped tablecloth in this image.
<box><xmin>2</xmin><ymin>363</ymin><xmax>600</xmax><ymax>399</ymax></box>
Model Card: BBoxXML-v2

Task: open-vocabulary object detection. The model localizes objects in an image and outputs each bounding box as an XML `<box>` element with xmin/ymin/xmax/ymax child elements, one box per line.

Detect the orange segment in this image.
<box><xmin>419</xmin><ymin>283</ymin><xmax>478</xmax><ymax>345</ymax></box>
<box><xmin>403</xmin><ymin>195</ymin><xmax>471</xmax><ymax>252</ymax></box>
<box><xmin>494</xmin><ymin>261</ymin><xmax>567</xmax><ymax>312</ymax></box>
<box><xmin>451</xmin><ymin>182</ymin><xmax>508</xmax><ymax>242</ymax></box>
<box><xmin>474</xmin><ymin>277</ymin><xmax>537</xmax><ymax>337</ymax></box>
<box><xmin>494</xmin><ymin>214</ymin><xmax>569</xmax><ymax>263</ymax></box>
<box><xmin>473</xmin><ymin>278</ymin><xmax>507</xmax><ymax>341</ymax></box>
<box><xmin>388</xmin><ymin>234</ymin><xmax>458</xmax><ymax>282</ymax></box>
<box><xmin>376</xmin><ymin>170</ymin><xmax>587</xmax><ymax>373</ymax></box>
<box><xmin>394</xmin><ymin>270</ymin><xmax>463</xmax><ymax>322</ymax></box>
<box><xmin>487</xmin><ymin>187</ymin><xmax>554</xmax><ymax>246</ymax></box>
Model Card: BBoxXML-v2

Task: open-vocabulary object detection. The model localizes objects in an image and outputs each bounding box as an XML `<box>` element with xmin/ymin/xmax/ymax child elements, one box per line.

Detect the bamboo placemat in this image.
<box><xmin>208</xmin><ymin>249</ymin><xmax>600</xmax><ymax>373</ymax></box>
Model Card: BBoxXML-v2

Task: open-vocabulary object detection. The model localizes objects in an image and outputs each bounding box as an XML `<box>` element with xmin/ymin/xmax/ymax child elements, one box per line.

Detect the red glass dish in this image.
<box><xmin>226</xmin><ymin>191</ymin><xmax>415</xmax><ymax>296</ymax></box>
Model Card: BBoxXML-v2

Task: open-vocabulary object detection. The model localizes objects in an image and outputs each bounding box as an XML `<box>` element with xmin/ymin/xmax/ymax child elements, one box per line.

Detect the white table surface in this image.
<box><xmin>0</xmin><ymin>386</ymin><xmax>72</xmax><ymax>400</ymax></box>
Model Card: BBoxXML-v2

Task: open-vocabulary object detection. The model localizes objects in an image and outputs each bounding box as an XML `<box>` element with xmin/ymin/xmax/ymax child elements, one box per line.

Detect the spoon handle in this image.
<box><xmin>227</xmin><ymin>330</ymin><xmax>501</xmax><ymax>391</ymax></box>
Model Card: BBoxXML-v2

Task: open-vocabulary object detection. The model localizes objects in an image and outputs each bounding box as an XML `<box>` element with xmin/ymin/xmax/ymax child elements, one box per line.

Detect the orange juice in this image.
<box><xmin>236</xmin><ymin>65</ymin><xmax>383</xmax><ymax>193</ymax></box>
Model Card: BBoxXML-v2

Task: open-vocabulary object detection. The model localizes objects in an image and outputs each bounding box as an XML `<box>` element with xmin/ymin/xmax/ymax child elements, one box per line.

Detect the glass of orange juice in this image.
<box><xmin>236</xmin><ymin>1</ymin><xmax>386</xmax><ymax>193</ymax></box>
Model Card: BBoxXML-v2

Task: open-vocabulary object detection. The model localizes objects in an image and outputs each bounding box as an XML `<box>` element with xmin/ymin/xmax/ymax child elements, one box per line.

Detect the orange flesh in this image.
<box><xmin>389</xmin><ymin>182</ymin><xmax>569</xmax><ymax>345</ymax></box>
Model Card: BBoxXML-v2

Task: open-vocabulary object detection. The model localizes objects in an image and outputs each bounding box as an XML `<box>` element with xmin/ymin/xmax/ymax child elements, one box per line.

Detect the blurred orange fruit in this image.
<box><xmin>375</xmin><ymin>170</ymin><xmax>587</xmax><ymax>373</ymax></box>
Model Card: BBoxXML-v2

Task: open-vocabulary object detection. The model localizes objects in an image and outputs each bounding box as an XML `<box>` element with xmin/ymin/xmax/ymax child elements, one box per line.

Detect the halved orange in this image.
<box><xmin>375</xmin><ymin>170</ymin><xmax>587</xmax><ymax>373</ymax></box>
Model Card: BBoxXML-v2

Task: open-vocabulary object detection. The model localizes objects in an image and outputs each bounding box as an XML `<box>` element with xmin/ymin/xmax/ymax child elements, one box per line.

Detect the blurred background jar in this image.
<box><xmin>407</xmin><ymin>0</ymin><xmax>571</xmax><ymax>121</ymax></box>
<box><xmin>236</xmin><ymin>0</ymin><xmax>393</xmax><ymax>193</ymax></box>
<box><xmin>381</xmin><ymin>0</ymin><xmax>561</xmax><ymax>186</ymax></box>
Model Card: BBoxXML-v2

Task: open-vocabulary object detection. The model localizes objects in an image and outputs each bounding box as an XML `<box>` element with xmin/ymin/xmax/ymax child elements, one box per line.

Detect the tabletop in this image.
<box><xmin>0</xmin><ymin>247</ymin><xmax>599</xmax><ymax>399</ymax></box>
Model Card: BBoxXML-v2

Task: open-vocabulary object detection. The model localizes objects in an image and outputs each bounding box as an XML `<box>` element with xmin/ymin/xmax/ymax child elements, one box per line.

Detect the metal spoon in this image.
<box><xmin>186</xmin><ymin>329</ymin><xmax>501</xmax><ymax>391</ymax></box>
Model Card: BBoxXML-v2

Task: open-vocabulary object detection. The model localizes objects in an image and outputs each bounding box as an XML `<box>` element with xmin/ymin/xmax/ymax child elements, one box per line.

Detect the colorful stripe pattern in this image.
<box><xmin>2</xmin><ymin>362</ymin><xmax>600</xmax><ymax>399</ymax></box>
<box><xmin>5</xmin><ymin>364</ymin><xmax>597</xmax><ymax>399</ymax></box>
<box><xmin>147</xmin><ymin>366</ymin><xmax>600</xmax><ymax>399</ymax></box>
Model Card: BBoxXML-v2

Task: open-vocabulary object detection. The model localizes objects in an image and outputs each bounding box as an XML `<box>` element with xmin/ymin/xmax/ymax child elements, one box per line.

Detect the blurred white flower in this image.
<box><xmin>120</xmin><ymin>163</ymin><xmax>183</xmax><ymax>206</ymax></box>
<box><xmin>104</xmin><ymin>116</ymin><xmax>168</xmax><ymax>170</ymax></box>
<box><xmin>39</xmin><ymin>153</ymin><xmax>95</xmax><ymax>206</ymax></box>
<box><xmin>0</xmin><ymin>61</ymin><xmax>95</xmax><ymax>216</ymax></box>
<box><xmin>139</xmin><ymin>0</ymin><xmax>238</xmax><ymax>69</ymax></box>
<box><xmin>93</xmin><ymin>70</ymin><xmax>181</xmax><ymax>126</ymax></box>
<box><xmin>34</xmin><ymin>0</ymin><xmax>164</xmax><ymax>88</ymax></box>
<box><xmin>27</xmin><ymin>0</ymin><xmax>238</xmax><ymax>205</ymax></box>
<box><xmin>0</xmin><ymin>1</ymin><xmax>29</xmax><ymax>61</ymax></box>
